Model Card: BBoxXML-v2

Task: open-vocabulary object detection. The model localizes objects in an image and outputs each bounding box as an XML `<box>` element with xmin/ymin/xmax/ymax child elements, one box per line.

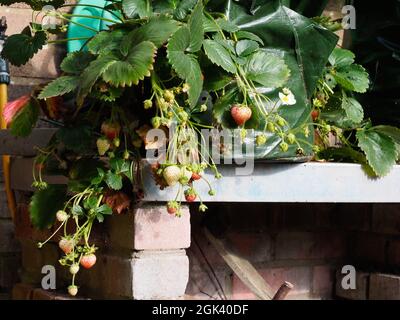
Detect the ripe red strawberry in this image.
<box><xmin>101</xmin><ymin>122</ymin><xmax>121</xmax><ymax>140</ymax></box>
<box><xmin>311</xmin><ymin>109</ymin><xmax>320</xmax><ymax>121</ymax></box>
<box><xmin>80</xmin><ymin>253</ymin><xmax>97</xmax><ymax>269</ymax></box>
<box><xmin>191</xmin><ymin>172</ymin><xmax>201</xmax><ymax>181</ymax></box>
<box><xmin>231</xmin><ymin>104</ymin><xmax>252</xmax><ymax>126</ymax></box>
<box><xmin>167</xmin><ymin>206</ymin><xmax>177</xmax><ymax>215</ymax></box>
<box><xmin>166</xmin><ymin>201</ymin><xmax>179</xmax><ymax>215</ymax></box>
<box><xmin>59</xmin><ymin>238</ymin><xmax>74</xmax><ymax>254</ymax></box>
<box><xmin>184</xmin><ymin>189</ymin><xmax>197</xmax><ymax>203</ymax></box>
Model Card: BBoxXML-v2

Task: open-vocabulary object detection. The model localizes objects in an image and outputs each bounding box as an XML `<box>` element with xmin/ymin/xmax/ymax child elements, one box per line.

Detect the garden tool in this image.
<box><xmin>0</xmin><ymin>16</ymin><xmax>17</xmax><ymax>219</ymax></box>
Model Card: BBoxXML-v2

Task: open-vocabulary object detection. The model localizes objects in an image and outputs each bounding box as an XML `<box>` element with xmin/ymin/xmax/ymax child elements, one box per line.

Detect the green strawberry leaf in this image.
<box><xmin>122</xmin><ymin>0</ymin><xmax>152</xmax><ymax>18</ymax></box>
<box><xmin>174</xmin><ymin>0</ymin><xmax>197</xmax><ymax>20</ymax></box>
<box><xmin>244</xmin><ymin>51</ymin><xmax>290</xmax><ymax>88</ymax></box>
<box><xmin>122</xmin><ymin>15</ymin><xmax>180</xmax><ymax>49</ymax></box>
<box><xmin>187</xmin><ymin>0</ymin><xmax>204</xmax><ymax>52</ymax></box>
<box><xmin>235</xmin><ymin>31</ymin><xmax>264</xmax><ymax>45</ymax></box>
<box><xmin>372</xmin><ymin>125</ymin><xmax>400</xmax><ymax>157</ymax></box>
<box><xmin>10</xmin><ymin>99</ymin><xmax>40</xmax><ymax>137</ymax></box>
<box><xmin>236</xmin><ymin>40</ymin><xmax>259</xmax><ymax>57</ymax></box>
<box><xmin>357</xmin><ymin>129</ymin><xmax>398</xmax><ymax>176</ymax></box>
<box><xmin>341</xmin><ymin>93</ymin><xmax>364</xmax><ymax>124</ymax></box>
<box><xmin>328</xmin><ymin>48</ymin><xmax>355</xmax><ymax>68</ymax></box>
<box><xmin>203</xmin><ymin>39</ymin><xmax>236</xmax><ymax>74</ymax></box>
<box><xmin>105</xmin><ymin>172</ymin><xmax>123</xmax><ymax>190</ymax></box>
<box><xmin>334</xmin><ymin>64</ymin><xmax>370</xmax><ymax>93</ymax></box>
<box><xmin>167</xmin><ymin>26</ymin><xmax>203</xmax><ymax>106</ymax></box>
<box><xmin>30</xmin><ymin>185</ymin><xmax>67</xmax><ymax>229</ymax></box>
<box><xmin>38</xmin><ymin>76</ymin><xmax>79</xmax><ymax>99</ymax></box>
<box><xmin>87</xmin><ymin>30</ymin><xmax>126</xmax><ymax>55</ymax></box>
<box><xmin>77</xmin><ymin>55</ymin><xmax>116</xmax><ymax>106</ymax></box>
<box><xmin>61</xmin><ymin>51</ymin><xmax>95</xmax><ymax>74</ymax></box>
<box><xmin>1</xmin><ymin>30</ymin><xmax>47</xmax><ymax>66</ymax></box>
<box><xmin>102</xmin><ymin>41</ymin><xmax>156</xmax><ymax>87</ymax></box>
<box><xmin>56</xmin><ymin>125</ymin><xmax>92</xmax><ymax>153</ymax></box>
<box><xmin>96</xmin><ymin>204</ymin><xmax>113</xmax><ymax>215</ymax></box>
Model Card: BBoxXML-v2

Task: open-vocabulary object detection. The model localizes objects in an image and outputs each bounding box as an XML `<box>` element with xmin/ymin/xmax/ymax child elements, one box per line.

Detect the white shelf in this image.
<box><xmin>142</xmin><ymin>162</ymin><xmax>400</xmax><ymax>203</ymax></box>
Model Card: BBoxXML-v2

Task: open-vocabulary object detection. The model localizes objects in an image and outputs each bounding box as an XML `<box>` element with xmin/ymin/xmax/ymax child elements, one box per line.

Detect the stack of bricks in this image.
<box><xmin>12</xmin><ymin>203</ymin><xmax>191</xmax><ymax>299</ymax></box>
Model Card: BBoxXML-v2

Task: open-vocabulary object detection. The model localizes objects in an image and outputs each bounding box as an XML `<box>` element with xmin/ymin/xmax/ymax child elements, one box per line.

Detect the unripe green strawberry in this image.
<box><xmin>151</xmin><ymin>117</ymin><xmax>161</xmax><ymax>129</ymax></box>
<box><xmin>179</xmin><ymin>111</ymin><xmax>189</xmax><ymax>122</ymax></box>
<box><xmin>304</xmin><ymin>126</ymin><xmax>310</xmax><ymax>137</ymax></box>
<box><xmin>56</xmin><ymin>210</ymin><xmax>68</xmax><ymax>222</ymax></box>
<box><xmin>163</xmin><ymin>90</ymin><xmax>175</xmax><ymax>103</ymax></box>
<box><xmin>256</xmin><ymin>134</ymin><xmax>267</xmax><ymax>146</ymax></box>
<box><xmin>280</xmin><ymin>142</ymin><xmax>289</xmax><ymax>152</ymax></box>
<box><xmin>199</xmin><ymin>204</ymin><xmax>208</xmax><ymax>212</ymax></box>
<box><xmin>276</xmin><ymin>116</ymin><xmax>286</xmax><ymax>127</ymax></box>
<box><xmin>179</xmin><ymin>167</ymin><xmax>193</xmax><ymax>185</ymax></box>
<box><xmin>287</xmin><ymin>133</ymin><xmax>296</xmax><ymax>144</ymax></box>
<box><xmin>113</xmin><ymin>137</ymin><xmax>120</xmax><ymax>148</ymax></box>
<box><xmin>123</xmin><ymin>150</ymin><xmax>130</xmax><ymax>160</ymax></box>
<box><xmin>267</xmin><ymin>122</ymin><xmax>276</xmax><ymax>133</ymax></box>
<box><xmin>68</xmin><ymin>285</ymin><xmax>78</xmax><ymax>296</ymax></box>
<box><xmin>69</xmin><ymin>264</ymin><xmax>79</xmax><ymax>275</ymax></box>
<box><xmin>143</xmin><ymin>99</ymin><xmax>153</xmax><ymax>109</ymax></box>
<box><xmin>163</xmin><ymin>166</ymin><xmax>181</xmax><ymax>186</ymax></box>
<box><xmin>96</xmin><ymin>138</ymin><xmax>111</xmax><ymax>156</ymax></box>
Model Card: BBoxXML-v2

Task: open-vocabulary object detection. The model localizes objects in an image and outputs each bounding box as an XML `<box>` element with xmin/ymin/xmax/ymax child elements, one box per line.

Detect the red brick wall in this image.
<box><xmin>186</xmin><ymin>203</ymin><xmax>400</xmax><ymax>300</ymax></box>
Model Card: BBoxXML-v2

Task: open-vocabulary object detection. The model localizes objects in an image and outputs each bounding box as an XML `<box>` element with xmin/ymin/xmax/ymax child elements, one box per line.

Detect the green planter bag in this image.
<box><xmin>208</xmin><ymin>0</ymin><xmax>338</xmax><ymax>161</ymax></box>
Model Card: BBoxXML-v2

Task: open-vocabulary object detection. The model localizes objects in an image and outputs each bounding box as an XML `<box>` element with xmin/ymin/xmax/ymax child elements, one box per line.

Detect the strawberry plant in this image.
<box><xmin>1</xmin><ymin>0</ymin><xmax>399</xmax><ymax>296</ymax></box>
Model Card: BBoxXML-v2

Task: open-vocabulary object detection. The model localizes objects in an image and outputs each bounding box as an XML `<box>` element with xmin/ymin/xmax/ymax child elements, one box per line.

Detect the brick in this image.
<box><xmin>0</xmin><ymin>254</ymin><xmax>21</xmax><ymax>288</ymax></box>
<box><xmin>0</xmin><ymin>186</ymin><xmax>11</xmax><ymax>218</ymax></box>
<box><xmin>185</xmin><ymin>269</ymin><xmax>231</xmax><ymax>300</ymax></box>
<box><xmin>275</xmin><ymin>232</ymin><xmax>316</xmax><ymax>260</ymax></box>
<box><xmin>108</xmin><ymin>204</ymin><xmax>190</xmax><ymax>251</ymax></box>
<box><xmin>31</xmin><ymin>288</ymin><xmax>86</xmax><ymax>300</ymax></box>
<box><xmin>335</xmin><ymin>270</ymin><xmax>369</xmax><ymax>300</ymax></box>
<box><xmin>15</xmin><ymin>204</ymin><xmax>106</xmax><ymax>245</ymax></box>
<box><xmin>280</xmin><ymin>204</ymin><xmax>316</xmax><ymax>231</ymax></box>
<box><xmin>8</xmin><ymin>77</ymin><xmax>49</xmax><ymax>101</ymax></box>
<box><xmin>14</xmin><ymin>204</ymin><xmax>50</xmax><ymax>241</ymax></box>
<box><xmin>132</xmin><ymin>250</ymin><xmax>189</xmax><ymax>300</ymax></box>
<box><xmin>0</xmin><ymin>7</ymin><xmax>63</xmax><ymax>79</ymax></box>
<box><xmin>231</xmin><ymin>266</ymin><xmax>312</xmax><ymax>300</ymax></box>
<box><xmin>369</xmin><ymin>273</ymin><xmax>400</xmax><ymax>300</ymax></box>
<box><xmin>312</xmin><ymin>265</ymin><xmax>334</xmax><ymax>297</ymax></box>
<box><xmin>12</xmin><ymin>283</ymin><xmax>33</xmax><ymax>300</ymax></box>
<box><xmin>98</xmin><ymin>254</ymin><xmax>134</xmax><ymax>299</ymax></box>
<box><xmin>21</xmin><ymin>240</ymin><xmax>59</xmax><ymax>275</ymax></box>
<box><xmin>372</xmin><ymin>204</ymin><xmax>400</xmax><ymax>235</ymax></box>
<box><xmin>0</xmin><ymin>219</ymin><xmax>20</xmax><ymax>252</ymax></box>
<box><xmin>387</xmin><ymin>240</ymin><xmax>400</xmax><ymax>267</ymax></box>
<box><xmin>314</xmin><ymin>232</ymin><xmax>347</xmax><ymax>260</ymax></box>
<box><xmin>222</xmin><ymin>203</ymin><xmax>274</xmax><ymax>232</ymax></box>
<box><xmin>351</xmin><ymin>233</ymin><xmax>386</xmax><ymax>266</ymax></box>
<box><xmin>226</xmin><ymin>232</ymin><xmax>273</xmax><ymax>263</ymax></box>
<box><xmin>333</xmin><ymin>204</ymin><xmax>372</xmax><ymax>232</ymax></box>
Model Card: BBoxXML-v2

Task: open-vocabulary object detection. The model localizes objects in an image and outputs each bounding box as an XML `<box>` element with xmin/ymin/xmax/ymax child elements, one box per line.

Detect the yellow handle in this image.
<box><xmin>0</xmin><ymin>83</ymin><xmax>17</xmax><ymax>220</ymax></box>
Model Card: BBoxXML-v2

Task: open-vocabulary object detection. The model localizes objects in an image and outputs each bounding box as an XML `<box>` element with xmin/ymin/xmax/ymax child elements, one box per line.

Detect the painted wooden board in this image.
<box><xmin>9</xmin><ymin>157</ymin><xmax>400</xmax><ymax>203</ymax></box>
<box><xmin>0</xmin><ymin>129</ymin><xmax>56</xmax><ymax>156</ymax></box>
<box><xmin>203</xmin><ymin>228</ymin><xmax>274</xmax><ymax>300</ymax></box>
